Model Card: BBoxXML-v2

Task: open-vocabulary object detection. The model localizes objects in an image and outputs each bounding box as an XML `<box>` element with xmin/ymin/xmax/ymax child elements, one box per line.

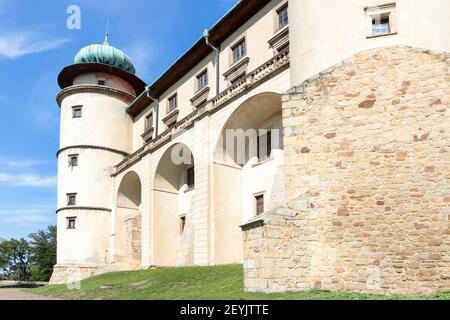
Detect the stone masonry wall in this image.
<box><xmin>243</xmin><ymin>46</ymin><xmax>450</xmax><ymax>295</ymax></box>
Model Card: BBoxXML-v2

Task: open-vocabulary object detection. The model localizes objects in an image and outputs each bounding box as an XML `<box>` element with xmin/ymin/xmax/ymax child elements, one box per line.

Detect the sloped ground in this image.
<box><xmin>29</xmin><ymin>264</ymin><xmax>450</xmax><ymax>300</ymax></box>
<box><xmin>0</xmin><ymin>288</ymin><xmax>60</xmax><ymax>300</ymax></box>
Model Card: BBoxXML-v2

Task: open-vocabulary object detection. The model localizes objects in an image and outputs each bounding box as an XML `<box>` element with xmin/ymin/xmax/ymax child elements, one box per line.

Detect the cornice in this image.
<box><xmin>57</xmin><ymin>145</ymin><xmax>129</xmax><ymax>158</ymax></box>
<box><xmin>56</xmin><ymin>206</ymin><xmax>112</xmax><ymax>214</ymax></box>
<box><xmin>56</xmin><ymin>85</ymin><xmax>136</xmax><ymax>107</ymax></box>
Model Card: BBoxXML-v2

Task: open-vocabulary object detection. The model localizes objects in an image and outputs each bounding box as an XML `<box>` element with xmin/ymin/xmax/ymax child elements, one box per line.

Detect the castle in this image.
<box><xmin>51</xmin><ymin>0</ymin><xmax>450</xmax><ymax>295</ymax></box>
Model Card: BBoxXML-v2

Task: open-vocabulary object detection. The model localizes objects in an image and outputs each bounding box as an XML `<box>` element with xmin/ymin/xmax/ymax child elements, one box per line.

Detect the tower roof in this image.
<box><xmin>74</xmin><ymin>42</ymin><xmax>136</xmax><ymax>75</ymax></box>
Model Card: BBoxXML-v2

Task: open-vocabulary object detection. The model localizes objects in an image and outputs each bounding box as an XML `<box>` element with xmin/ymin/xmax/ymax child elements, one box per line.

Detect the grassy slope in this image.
<box><xmin>29</xmin><ymin>264</ymin><xmax>450</xmax><ymax>300</ymax></box>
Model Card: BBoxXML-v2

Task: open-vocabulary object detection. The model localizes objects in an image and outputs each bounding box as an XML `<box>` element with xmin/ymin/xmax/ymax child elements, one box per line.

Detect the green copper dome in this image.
<box><xmin>74</xmin><ymin>42</ymin><xmax>136</xmax><ymax>74</ymax></box>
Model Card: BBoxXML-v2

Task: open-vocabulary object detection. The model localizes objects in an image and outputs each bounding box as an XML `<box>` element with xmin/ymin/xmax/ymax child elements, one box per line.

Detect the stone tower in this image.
<box><xmin>50</xmin><ymin>38</ymin><xmax>146</xmax><ymax>284</ymax></box>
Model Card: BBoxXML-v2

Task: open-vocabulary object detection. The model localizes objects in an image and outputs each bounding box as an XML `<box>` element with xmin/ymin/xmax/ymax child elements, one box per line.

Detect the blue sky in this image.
<box><xmin>0</xmin><ymin>0</ymin><xmax>239</xmax><ymax>240</ymax></box>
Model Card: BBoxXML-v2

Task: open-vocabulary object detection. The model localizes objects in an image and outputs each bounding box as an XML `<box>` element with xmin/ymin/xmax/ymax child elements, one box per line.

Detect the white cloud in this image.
<box><xmin>0</xmin><ymin>207</ymin><xmax>53</xmax><ymax>228</ymax></box>
<box><xmin>0</xmin><ymin>158</ymin><xmax>50</xmax><ymax>169</ymax></box>
<box><xmin>0</xmin><ymin>172</ymin><xmax>56</xmax><ymax>187</ymax></box>
<box><xmin>0</xmin><ymin>32</ymin><xmax>69</xmax><ymax>59</ymax></box>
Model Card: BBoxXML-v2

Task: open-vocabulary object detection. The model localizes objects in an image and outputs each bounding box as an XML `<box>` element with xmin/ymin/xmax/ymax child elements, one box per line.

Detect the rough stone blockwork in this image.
<box><xmin>243</xmin><ymin>46</ymin><xmax>450</xmax><ymax>295</ymax></box>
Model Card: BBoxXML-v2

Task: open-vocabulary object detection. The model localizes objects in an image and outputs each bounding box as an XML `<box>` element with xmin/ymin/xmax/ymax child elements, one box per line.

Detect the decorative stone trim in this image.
<box><xmin>56</xmin><ymin>206</ymin><xmax>112</xmax><ymax>214</ymax></box>
<box><xmin>141</xmin><ymin>127</ymin><xmax>155</xmax><ymax>143</ymax></box>
<box><xmin>190</xmin><ymin>86</ymin><xmax>210</xmax><ymax>108</ymax></box>
<box><xmin>162</xmin><ymin>109</ymin><xmax>180</xmax><ymax>127</ymax></box>
<box><xmin>57</xmin><ymin>85</ymin><xmax>136</xmax><ymax>106</ymax></box>
<box><xmin>223</xmin><ymin>57</ymin><xmax>250</xmax><ymax>84</ymax></box>
<box><xmin>268</xmin><ymin>26</ymin><xmax>289</xmax><ymax>53</ymax></box>
<box><xmin>57</xmin><ymin>145</ymin><xmax>129</xmax><ymax>158</ymax></box>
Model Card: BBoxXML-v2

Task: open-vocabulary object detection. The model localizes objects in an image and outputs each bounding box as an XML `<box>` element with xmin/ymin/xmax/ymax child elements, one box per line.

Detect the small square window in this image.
<box><xmin>67</xmin><ymin>193</ymin><xmax>77</xmax><ymax>206</ymax></box>
<box><xmin>255</xmin><ymin>194</ymin><xmax>265</xmax><ymax>216</ymax></box>
<box><xmin>97</xmin><ymin>79</ymin><xmax>106</xmax><ymax>86</ymax></box>
<box><xmin>69</xmin><ymin>154</ymin><xmax>79</xmax><ymax>167</ymax></box>
<box><xmin>232</xmin><ymin>39</ymin><xmax>246</xmax><ymax>64</ymax></box>
<box><xmin>67</xmin><ymin>217</ymin><xmax>76</xmax><ymax>230</ymax></box>
<box><xmin>187</xmin><ymin>167</ymin><xmax>195</xmax><ymax>191</ymax></box>
<box><xmin>179</xmin><ymin>215</ymin><xmax>186</xmax><ymax>234</ymax></box>
<box><xmin>72</xmin><ymin>106</ymin><xmax>83</xmax><ymax>118</ymax></box>
<box><xmin>277</xmin><ymin>5</ymin><xmax>289</xmax><ymax>30</ymax></box>
<box><xmin>145</xmin><ymin>112</ymin><xmax>154</xmax><ymax>129</ymax></box>
<box><xmin>168</xmin><ymin>95</ymin><xmax>178</xmax><ymax>113</ymax></box>
<box><xmin>372</xmin><ymin>13</ymin><xmax>391</xmax><ymax>36</ymax></box>
<box><xmin>197</xmin><ymin>70</ymin><xmax>208</xmax><ymax>91</ymax></box>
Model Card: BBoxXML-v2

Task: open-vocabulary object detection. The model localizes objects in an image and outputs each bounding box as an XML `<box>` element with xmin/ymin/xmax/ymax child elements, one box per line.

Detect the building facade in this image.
<box><xmin>51</xmin><ymin>0</ymin><xmax>450</xmax><ymax>294</ymax></box>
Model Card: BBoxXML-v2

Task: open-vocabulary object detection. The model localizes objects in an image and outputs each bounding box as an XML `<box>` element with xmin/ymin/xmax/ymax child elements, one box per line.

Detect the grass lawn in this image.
<box><xmin>29</xmin><ymin>264</ymin><xmax>450</xmax><ymax>300</ymax></box>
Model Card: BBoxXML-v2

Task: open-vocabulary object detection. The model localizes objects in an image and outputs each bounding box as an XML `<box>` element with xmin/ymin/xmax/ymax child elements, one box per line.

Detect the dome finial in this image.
<box><xmin>103</xmin><ymin>19</ymin><xmax>110</xmax><ymax>46</ymax></box>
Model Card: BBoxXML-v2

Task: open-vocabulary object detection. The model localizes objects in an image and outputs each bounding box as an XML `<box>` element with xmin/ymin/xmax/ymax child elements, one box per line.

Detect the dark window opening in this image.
<box><xmin>97</xmin><ymin>80</ymin><xmax>106</xmax><ymax>86</ymax></box>
<box><xmin>67</xmin><ymin>193</ymin><xmax>77</xmax><ymax>206</ymax></box>
<box><xmin>67</xmin><ymin>217</ymin><xmax>76</xmax><ymax>230</ymax></box>
<box><xmin>180</xmin><ymin>215</ymin><xmax>186</xmax><ymax>234</ymax></box>
<box><xmin>69</xmin><ymin>155</ymin><xmax>78</xmax><ymax>167</ymax></box>
<box><xmin>72</xmin><ymin>106</ymin><xmax>83</xmax><ymax>118</ymax></box>
<box><xmin>257</xmin><ymin>130</ymin><xmax>273</xmax><ymax>161</ymax></box>
<box><xmin>187</xmin><ymin>167</ymin><xmax>195</xmax><ymax>191</ymax></box>
<box><xmin>255</xmin><ymin>195</ymin><xmax>265</xmax><ymax>216</ymax></box>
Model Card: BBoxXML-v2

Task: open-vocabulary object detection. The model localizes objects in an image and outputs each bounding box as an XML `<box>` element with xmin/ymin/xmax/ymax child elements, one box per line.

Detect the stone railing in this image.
<box><xmin>212</xmin><ymin>49</ymin><xmax>290</xmax><ymax>109</ymax></box>
<box><xmin>112</xmin><ymin>49</ymin><xmax>290</xmax><ymax>176</ymax></box>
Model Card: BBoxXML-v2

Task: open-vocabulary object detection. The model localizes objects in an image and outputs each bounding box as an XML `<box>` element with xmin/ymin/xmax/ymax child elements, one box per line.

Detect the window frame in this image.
<box><xmin>67</xmin><ymin>217</ymin><xmax>77</xmax><ymax>230</ymax></box>
<box><xmin>277</xmin><ymin>4</ymin><xmax>289</xmax><ymax>30</ymax></box>
<box><xmin>97</xmin><ymin>79</ymin><xmax>106</xmax><ymax>86</ymax></box>
<box><xmin>67</xmin><ymin>193</ymin><xmax>77</xmax><ymax>206</ymax></box>
<box><xmin>257</xmin><ymin>129</ymin><xmax>273</xmax><ymax>162</ymax></box>
<box><xmin>254</xmin><ymin>193</ymin><xmax>265</xmax><ymax>216</ymax></box>
<box><xmin>167</xmin><ymin>94</ymin><xmax>178</xmax><ymax>113</ymax></box>
<box><xmin>145</xmin><ymin>112</ymin><xmax>154</xmax><ymax>130</ymax></box>
<box><xmin>365</xmin><ymin>3</ymin><xmax>397</xmax><ymax>39</ymax></box>
<box><xmin>231</xmin><ymin>38</ymin><xmax>247</xmax><ymax>65</ymax></box>
<box><xmin>196</xmin><ymin>69</ymin><xmax>209</xmax><ymax>92</ymax></box>
<box><xmin>68</xmin><ymin>154</ymin><xmax>79</xmax><ymax>167</ymax></box>
<box><xmin>72</xmin><ymin>105</ymin><xmax>83</xmax><ymax>118</ymax></box>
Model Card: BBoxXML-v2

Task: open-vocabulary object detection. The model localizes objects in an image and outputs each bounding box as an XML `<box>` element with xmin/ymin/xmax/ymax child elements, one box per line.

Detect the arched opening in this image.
<box><xmin>213</xmin><ymin>92</ymin><xmax>284</xmax><ymax>264</ymax></box>
<box><xmin>153</xmin><ymin>143</ymin><xmax>195</xmax><ymax>266</ymax></box>
<box><xmin>115</xmin><ymin>171</ymin><xmax>142</xmax><ymax>269</ymax></box>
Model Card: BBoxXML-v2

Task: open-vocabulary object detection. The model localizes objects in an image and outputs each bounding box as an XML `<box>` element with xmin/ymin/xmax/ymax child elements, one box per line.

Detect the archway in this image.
<box><xmin>115</xmin><ymin>171</ymin><xmax>142</xmax><ymax>268</ymax></box>
<box><xmin>213</xmin><ymin>92</ymin><xmax>284</xmax><ymax>264</ymax></box>
<box><xmin>153</xmin><ymin>143</ymin><xmax>195</xmax><ymax>266</ymax></box>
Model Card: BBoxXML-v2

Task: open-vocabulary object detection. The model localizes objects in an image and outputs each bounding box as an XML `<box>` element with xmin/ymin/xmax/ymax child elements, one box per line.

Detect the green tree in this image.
<box><xmin>0</xmin><ymin>238</ymin><xmax>32</xmax><ymax>281</ymax></box>
<box><xmin>29</xmin><ymin>226</ymin><xmax>57</xmax><ymax>281</ymax></box>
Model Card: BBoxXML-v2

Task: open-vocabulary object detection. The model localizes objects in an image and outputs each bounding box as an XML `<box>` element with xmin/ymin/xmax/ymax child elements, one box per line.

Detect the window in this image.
<box><xmin>187</xmin><ymin>167</ymin><xmax>195</xmax><ymax>191</ymax></box>
<box><xmin>257</xmin><ymin>130</ymin><xmax>273</xmax><ymax>161</ymax></box>
<box><xmin>97</xmin><ymin>79</ymin><xmax>106</xmax><ymax>86</ymax></box>
<box><xmin>68</xmin><ymin>154</ymin><xmax>78</xmax><ymax>167</ymax></box>
<box><xmin>232</xmin><ymin>39</ymin><xmax>246</xmax><ymax>64</ymax></box>
<box><xmin>179</xmin><ymin>215</ymin><xmax>186</xmax><ymax>234</ymax></box>
<box><xmin>168</xmin><ymin>94</ymin><xmax>178</xmax><ymax>113</ymax></box>
<box><xmin>72</xmin><ymin>106</ymin><xmax>83</xmax><ymax>118</ymax></box>
<box><xmin>67</xmin><ymin>217</ymin><xmax>76</xmax><ymax>230</ymax></box>
<box><xmin>67</xmin><ymin>193</ymin><xmax>77</xmax><ymax>206</ymax></box>
<box><xmin>277</xmin><ymin>5</ymin><xmax>289</xmax><ymax>30</ymax></box>
<box><xmin>372</xmin><ymin>13</ymin><xmax>391</xmax><ymax>36</ymax></box>
<box><xmin>197</xmin><ymin>70</ymin><xmax>208</xmax><ymax>91</ymax></box>
<box><xmin>145</xmin><ymin>112</ymin><xmax>153</xmax><ymax>129</ymax></box>
<box><xmin>365</xmin><ymin>3</ymin><xmax>397</xmax><ymax>38</ymax></box>
<box><xmin>255</xmin><ymin>194</ymin><xmax>265</xmax><ymax>216</ymax></box>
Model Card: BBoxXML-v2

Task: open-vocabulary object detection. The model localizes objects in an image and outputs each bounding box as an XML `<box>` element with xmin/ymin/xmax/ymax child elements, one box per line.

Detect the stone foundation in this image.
<box><xmin>242</xmin><ymin>46</ymin><xmax>450</xmax><ymax>295</ymax></box>
<box><xmin>49</xmin><ymin>264</ymin><xmax>105</xmax><ymax>285</ymax></box>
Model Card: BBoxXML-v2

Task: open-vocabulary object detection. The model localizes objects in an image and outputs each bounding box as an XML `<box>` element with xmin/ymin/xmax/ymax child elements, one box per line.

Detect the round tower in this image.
<box><xmin>50</xmin><ymin>37</ymin><xmax>146</xmax><ymax>284</ymax></box>
<box><xmin>289</xmin><ymin>0</ymin><xmax>450</xmax><ymax>86</ymax></box>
